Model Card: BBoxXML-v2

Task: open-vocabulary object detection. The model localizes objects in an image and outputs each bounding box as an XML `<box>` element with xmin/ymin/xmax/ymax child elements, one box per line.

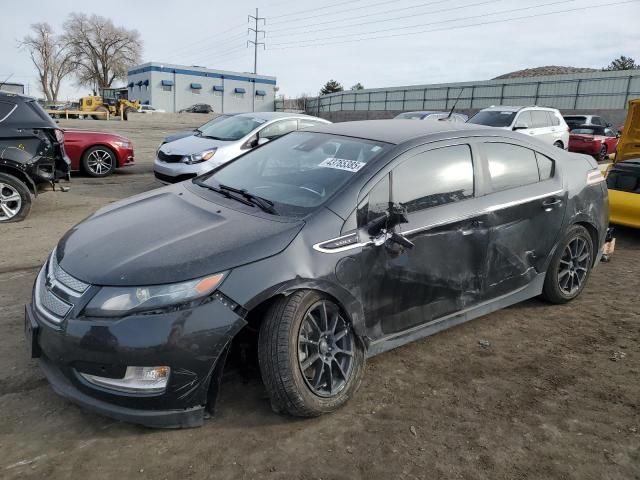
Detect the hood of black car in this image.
<box><xmin>56</xmin><ymin>185</ymin><xmax>304</xmax><ymax>286</ymax></box>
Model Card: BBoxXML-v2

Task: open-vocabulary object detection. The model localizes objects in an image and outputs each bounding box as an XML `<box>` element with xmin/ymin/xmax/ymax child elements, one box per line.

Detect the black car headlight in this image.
<box><xmin>183</xmin><ymin>149</ymin><xmax>216</xmax><ymax>164</ymax></box>
<box><xmin>84</xmin><ymin>272</ymin><xmax>226</xmax><ymax>317</ymax></box>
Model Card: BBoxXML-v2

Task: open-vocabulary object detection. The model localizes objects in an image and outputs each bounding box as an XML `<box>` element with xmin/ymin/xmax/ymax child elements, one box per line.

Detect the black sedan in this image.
<box><xmin>26</xmin><ymin>120</ymin><xmax>608</xmax><ymax>427</ymax></box>
<box><xmin>179</xmin><ymin>103</ymin><xmax>214</xmax><ymax>114</ymax></box>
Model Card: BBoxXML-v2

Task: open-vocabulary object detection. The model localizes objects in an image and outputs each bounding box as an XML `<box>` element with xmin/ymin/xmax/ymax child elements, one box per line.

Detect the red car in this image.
<box><xmin>63</xmin><ymin>129</ymin><xmax>135</xmax><ymax>177</ymax></box>
<box><xmin>568</xmin><ymin>125</ymin><xmax>619</xmax><ymax>161</ymax></box>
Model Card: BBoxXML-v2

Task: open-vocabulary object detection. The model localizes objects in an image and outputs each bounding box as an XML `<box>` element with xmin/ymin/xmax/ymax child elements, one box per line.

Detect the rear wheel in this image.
<box><xmin>598</xmin><ymin>144</ymin><xmax>608</xmax><ymax>161</ymax></box>
<box><xmin>542</xmin><ymin>225</ymin><xmax>594</xmax><ymax>304</ymax></box>
<box><xmin>123</xmin><ymin>107</ymin><xmax>136</xmax><ymax>121</ymax></box>
<box><xmin>82</xmin><ymin>146</ymin><xmax>116</xmax><ymax>177</ymax></box>
<box><xmin>0</xmin><ymin>173</ymin><xmax>32</xmax><ymax>223</ymax></box>
<box><xmin>258</xmin><ymin>290</ymin><xmax>365</xmax><ymax>417</ymax></box>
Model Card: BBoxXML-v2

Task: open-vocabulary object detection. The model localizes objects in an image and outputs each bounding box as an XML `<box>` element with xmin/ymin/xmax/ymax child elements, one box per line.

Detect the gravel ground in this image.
<box><xmin>0</xmin><ymin>119</ymin><xmax>638</xmax><ymax>480</ymax></box>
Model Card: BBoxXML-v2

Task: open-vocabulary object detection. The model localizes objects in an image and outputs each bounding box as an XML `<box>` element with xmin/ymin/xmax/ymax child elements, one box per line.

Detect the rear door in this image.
<box><xmin>478</xmin><ymin>141</ymin><xmax>566</xmax><ymax>298</ymax></box>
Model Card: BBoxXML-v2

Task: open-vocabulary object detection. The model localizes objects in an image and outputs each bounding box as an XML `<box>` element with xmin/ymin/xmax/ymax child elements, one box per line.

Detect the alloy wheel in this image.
<box><xmin>599</xmin><ymin>145</ymin><xmax>608</xmax><ymax>161</ymax></box>
<box><xmin>86</xmin><ymin>149</ymin><xmax>114</xmax><ymax>176</ymax></box>
<box><xmin>297</xmin><ymin>300</ymin><xmax>355</xmax><ymax>397</ymax></box>
<box><xmin>557</xmin><ymin>237</ymin><xmax>590</xmax><ymax>295</ymax></box>
<box><xmin>0</xmin><ymin>182</ymin><xmax>22</xmax><ymax>221</ymax></box>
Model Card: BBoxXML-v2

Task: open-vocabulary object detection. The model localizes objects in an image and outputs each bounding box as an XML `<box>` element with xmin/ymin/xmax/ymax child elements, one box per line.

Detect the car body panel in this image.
<box><xmin>63</xmin><ymin>129</ymin><xmax>135</xmax><ymax>170</ymax></box>
<box><xmin>606</xmin><ymin>161</ymin><xmax>640</xmax><ymax>228</ymax></box>
<box><xmin>28</xmin><ymin>120</ymin><xmax>608</xmax><ymax>426</ymax></box>
<box><xmin>616</xmin><ymin>99</ymin><xmax>640</xmax><ymax>163</ymax></box>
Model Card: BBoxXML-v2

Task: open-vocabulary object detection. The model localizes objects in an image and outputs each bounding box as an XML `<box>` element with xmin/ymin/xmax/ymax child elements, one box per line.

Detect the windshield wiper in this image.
<box><xmin>193</xmin><ymin>179</ymin><xmax>277</xmax><ymax>214</ymax></box>
<box><xmin>219</xmin><ymin>184</ymin><xmax>278</xmax><ymax>214</ymax></box>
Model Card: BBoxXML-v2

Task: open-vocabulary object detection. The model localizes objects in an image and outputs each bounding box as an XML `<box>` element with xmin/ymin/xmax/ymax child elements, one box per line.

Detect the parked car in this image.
<box><xmin>179</xmin><ymin>104</ymin><xmax>214</xmax><ymax>114</ymax></box>
<box><xmin>0</xmin><ymin>92</ymin><xmax>69</xmax><ymax>222</ymax></box>
<box><xmin>154</xmin><ymin>112</ymin><xmax>330</xmax><ymax>183</ymax></box>
<box><xmin>63</xmin><ymin>129</ymin><xmax>135</xmax><ymax>177</ymax></box>
<box><xmin>568</xmin><ymin>125</ymin><xmax>619</xmax><ymax>161</ymax></box>
<box><xmin>26</xmin><ymin>120</ymin><xmax>608</xmax><ymax>427</ymax></box>
<box><xmin>138</xmin><ymin>105</ymin><xmax>166</xmax><ymax>113</ymax></box>
<box><xmin>606</xmin><ymin>160</ymin><xmax>640</xmax><ymax>228</ymax></box>
<box><xmin>394</xmin><ymin>111</ymin><xmax>468</xmax><ymax>122</ymax></box>
<box><xmin>161</xmin><ymin>114</ymin><xmax>235</xmax><ymax>146</ymax></box>
<box><xmin>467</xmin><ymin>106</ymin><xmax>570</xmax><ymax>149</ymax></box>
<box><xmin>563</xmin><ymin>114</ymin><xmax>611</xmax><ymax>130</ymax></box>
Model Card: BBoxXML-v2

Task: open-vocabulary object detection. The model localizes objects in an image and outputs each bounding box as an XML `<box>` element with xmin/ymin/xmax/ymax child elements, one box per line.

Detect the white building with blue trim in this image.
<box><xmin>127</xmin><ymin>62</ymin><xmax>277</xmax><ymax>113</ymax></box>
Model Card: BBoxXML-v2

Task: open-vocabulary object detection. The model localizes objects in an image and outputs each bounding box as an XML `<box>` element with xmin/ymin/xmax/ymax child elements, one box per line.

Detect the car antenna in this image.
<box><xmin>442</xmin><ymin>87</ymin><xmax>465</xmax><ymax>120</ymax></box>
<box><xmin>0</xmin><ymin>73</ymin><xmax>14</xmax><ymax>92</ymax></box>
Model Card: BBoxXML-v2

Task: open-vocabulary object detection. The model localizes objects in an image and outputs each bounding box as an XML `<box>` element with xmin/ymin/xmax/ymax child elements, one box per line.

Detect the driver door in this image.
<box><xmin>357</xmin><ymin>142</ymin><xmax>490</xmax><ymax>338</ymax></box>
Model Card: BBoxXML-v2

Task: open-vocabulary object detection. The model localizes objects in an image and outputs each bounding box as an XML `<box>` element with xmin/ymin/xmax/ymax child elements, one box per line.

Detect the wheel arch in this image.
<box><xmin>0</xmin><ymin>164</ymin><xmax>37</xmax><ymax>195</ymax></box>
<box><xmin>574</xmin><ymin>220</ymin><xmax>599</xmax><ymax>266</ymax></box>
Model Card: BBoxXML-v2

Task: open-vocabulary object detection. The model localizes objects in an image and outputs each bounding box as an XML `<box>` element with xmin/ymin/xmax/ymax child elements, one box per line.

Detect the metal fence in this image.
<box><xmin>276</xmin><ymin>70</ymin><xmax>640</xmax><ymax>114</ymax></box>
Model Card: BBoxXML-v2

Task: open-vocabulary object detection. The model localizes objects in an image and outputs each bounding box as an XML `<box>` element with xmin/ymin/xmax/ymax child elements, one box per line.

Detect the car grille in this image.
<box><xmin>154</xmin><ymin>171</ymin><xmax>196</xmax><ymax>184</ymax></box>
<box><xmin>34</xmin><ymin>252</ymin><xmax>90</xmax><ymax>324</ymax></box>
<box><xmin>157</xmin><ymin>151</ymin><xmax>184</xmax><ymax>163</ymax></box>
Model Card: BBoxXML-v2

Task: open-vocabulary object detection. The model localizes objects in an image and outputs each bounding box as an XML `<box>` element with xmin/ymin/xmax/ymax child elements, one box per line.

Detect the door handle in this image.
<box><xmin>542</xmin><ymin>198</ymin><xmax>562</xmax><ymax>211</ymax></box>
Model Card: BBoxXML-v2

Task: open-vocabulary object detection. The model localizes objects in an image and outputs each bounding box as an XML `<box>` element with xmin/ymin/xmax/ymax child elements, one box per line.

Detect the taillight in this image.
<box><xmin>586</xmin><ymin>169</ymin><xmax>605</xmax><ymax>186</ymax></box>
<box><xmin>54</xmin><ymin>128</ymin><xmax>64</xmax><ymax>143</ymax></box>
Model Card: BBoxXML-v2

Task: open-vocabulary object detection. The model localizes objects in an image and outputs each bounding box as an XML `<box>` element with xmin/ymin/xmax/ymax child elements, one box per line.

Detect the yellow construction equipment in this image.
<box><xmin>79</xmin><ymin>87</ymin><xmax>140</xmax><ymax>120</ymax></box>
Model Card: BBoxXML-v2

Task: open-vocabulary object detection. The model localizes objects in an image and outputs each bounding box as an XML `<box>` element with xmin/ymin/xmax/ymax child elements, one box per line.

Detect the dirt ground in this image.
<box><xmin>0</xmin><ymin>118</ymin><xmax>638</xmax><ymax>480</ymax></box>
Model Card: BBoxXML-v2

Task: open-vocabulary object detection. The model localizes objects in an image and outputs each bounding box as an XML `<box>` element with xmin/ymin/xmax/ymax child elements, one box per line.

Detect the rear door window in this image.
<box><xmin>392</xmin><ymin>144</ymin><xmax>474</xmax><ymax>212</ymax></box>
<box><xmin>0</xmin><ymin>101</ymin><xmax>16</xmax><ymax>122</ymax></box>
<box><xmin>530</xmin><ymin>111</ymin><xmax>550</xmax><ymax>128</ymax></box>
<box><xmin>484</xmin><ymin>142</ymin><xmax>540</xmax><ymax>192</ymax></box>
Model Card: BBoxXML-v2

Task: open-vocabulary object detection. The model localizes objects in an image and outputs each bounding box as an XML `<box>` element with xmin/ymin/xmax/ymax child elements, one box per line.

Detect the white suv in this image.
<box><xmin>468</xmin><ymin>106</ymin><xmax>569</xmax><ymax>149</ymax></box>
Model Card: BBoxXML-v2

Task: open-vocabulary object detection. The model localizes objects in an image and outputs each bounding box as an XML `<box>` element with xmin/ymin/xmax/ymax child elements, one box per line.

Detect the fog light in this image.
<box><xmin>79</xmin><ymin>366</ymin><xmax>170</xmax><ymax>394</ymax></box>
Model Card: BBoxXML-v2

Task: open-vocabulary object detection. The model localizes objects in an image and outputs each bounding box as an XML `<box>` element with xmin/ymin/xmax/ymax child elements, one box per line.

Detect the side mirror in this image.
<box><xmin>366</xmin><ymin>203</ymin><xmax>414</xmax><ymax>249</ymax></box>
<box><xmin>257</xmin><ymin>137</ymin><xmax>270</xmax><ymax>146</ymax></box>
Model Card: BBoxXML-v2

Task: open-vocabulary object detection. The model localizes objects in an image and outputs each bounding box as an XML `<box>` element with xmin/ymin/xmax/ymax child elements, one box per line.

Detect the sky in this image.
<box><xmin>1</xmin><ymin>0</ymin><xmax>638</xmax><ymax>101</ymax></box>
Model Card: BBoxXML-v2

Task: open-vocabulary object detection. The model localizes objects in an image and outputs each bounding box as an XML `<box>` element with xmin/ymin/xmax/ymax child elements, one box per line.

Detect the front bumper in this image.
<box><xmin>153</xmin><ymin>157</ymin><xmax>212</xmax><ymax>183</ymax></box>
<box><xmin>26</xmin><ymin>282</ymin><xmax>246</xmax><ymax>428</ymax></box>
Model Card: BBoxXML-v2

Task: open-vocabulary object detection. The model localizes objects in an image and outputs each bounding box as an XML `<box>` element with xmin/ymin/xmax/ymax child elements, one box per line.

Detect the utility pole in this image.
<box><xmin>248</xmin><ymin>8</ymin><xmax>266</xmax><ymax>75</ymax></box>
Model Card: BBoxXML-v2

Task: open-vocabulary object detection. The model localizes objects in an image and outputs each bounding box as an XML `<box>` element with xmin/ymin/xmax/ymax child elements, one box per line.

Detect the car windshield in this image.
<box><xmin>195</xmin><ymin>114</ymin><xmax>230</xmax><ymax>133</ymax></box>
<box><xmin>196</xmin><ymin>131</ymin><xmax>390</xmax><ymax>217</ymax></box>
<box><xmin>395</xmin><ymin>112</ymin><xmax>425</xmax><ymax>120</ymax></box>
<box><xmin>467</xmin><ymin>110</ymin><xmax>517</xmax><ymax>127</ymax></box>
<box><xmin>198</xmin><ymin>115</ymin><xmax>266</xmax><ymax>141</ymax></box>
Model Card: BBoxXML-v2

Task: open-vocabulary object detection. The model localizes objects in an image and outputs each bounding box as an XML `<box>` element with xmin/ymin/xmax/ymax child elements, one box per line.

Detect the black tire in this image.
<box><xmin>553</xmin><ymin>141</ymin><xmax>564</xmax><ymax>149</ymax></box>
<box><xmin>598</xmin><ymin>144</ymin><xmax>608</xmax><ymax>162</ymax></box>
<box><xmin>258</xmin><ymin>290</ymin><xmax>365</xmax><ymax>417</ymax></box>
<box><xmin>92</xmin><ymin>106</ymin><xmax>109</xmax><ymax>120</ymax></box>
<box><xmin>82</xmin><ymin>146</ymin><xmax>116</xmax><ymax>177</ymax></box>
<box><xmin>123</xmin><ymin>107</ymin><xmax>136</xmax><ymax>121</ymax></box>
<box><xmin>0</xmin><ymin>173</ymin><xmax>32</xmax><ymax>223</ymax></box>
<box><xmin>541</xmin><ymin>225</ymin><xmax>594</xmax><ymax>304</ymax></box>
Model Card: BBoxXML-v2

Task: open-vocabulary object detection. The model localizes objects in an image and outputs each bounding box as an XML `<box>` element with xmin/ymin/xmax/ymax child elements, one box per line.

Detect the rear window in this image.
<box><xmin>467</xmin><ymin>110</ymin><xmax>517</xmax><ymax>127</ymax></box>
<box><xmin>564</xmin><ymin>116</ymin><xmax>587</xmax><ymax>126</ymax></box>
<box><xmin>484</xmin><ymin>142</ymin><xmax>540</xmax><ymax>192</ymax></box>
<box><xmin>395</xmin><ymin>112</ymin><xmax>426</xmax><ymax>120</ymax></box>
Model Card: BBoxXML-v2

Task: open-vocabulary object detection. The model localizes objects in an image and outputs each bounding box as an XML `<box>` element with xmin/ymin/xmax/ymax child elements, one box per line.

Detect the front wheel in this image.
<box><xmin>541</xmin><ymin>225</ymin><xmax>594</xmax><ymax>304</ymax></box>
<box><xmin>258</xmin><ymin>290</ymin><xmax>365</xmax><ymax>417</ymax></box>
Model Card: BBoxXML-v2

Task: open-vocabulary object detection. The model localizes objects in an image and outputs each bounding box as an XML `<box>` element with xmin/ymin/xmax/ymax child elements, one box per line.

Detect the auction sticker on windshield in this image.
<box><xmin>319</xmin><ymin>158</ymin><xmax>366</xmax><ymax>172</ymax></box>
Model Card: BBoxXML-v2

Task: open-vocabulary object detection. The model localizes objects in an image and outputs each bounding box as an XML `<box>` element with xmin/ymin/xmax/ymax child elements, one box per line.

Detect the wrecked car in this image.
<box><xmin>0</xmin><ymin>92</ymin><xmax>70</xmax><ymax>222</ymax></box>
<box><xmin>25</xmin><ymin>120</ymin><xmax>608</xmax><ymax>428</ymax></box>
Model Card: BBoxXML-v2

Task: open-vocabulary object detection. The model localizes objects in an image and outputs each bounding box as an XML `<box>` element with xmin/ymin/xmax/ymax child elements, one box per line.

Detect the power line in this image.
<box><xmin>161</xmin><ymin>23</ymin><xmax>247</xmax><ymax>60</ymax></box>
<box><xmin>270</xmin><ymin>0</ymin><xmax>507</xmax><ymax>38</ymax></box>
<box><xmin>269</xmin><ymin>0</ymin><xmax>452</xmax><ymax>33</ymax></box>
<box><xmin>165</xmin><ymin>31</ymin><xmax>248</xmax><ymax>64</ymax></box>
<box><xmin>270</xmin><ymin>0</ymin><xmax>435</xmax><ymax>28</ymax></box>
<box><xmin>270</xmin><ymin>0</ymin><xmax>585</xmax><ymax>47</ymax></box>
<box><xmin>269</xmin><ymin>0</ymin><xmax>637</xmax><ymax>50</ymax></box>
<box><xmin>268</xmin><ymin>0</ymin><xmax>362</xmax><ymax>20</ymax></box>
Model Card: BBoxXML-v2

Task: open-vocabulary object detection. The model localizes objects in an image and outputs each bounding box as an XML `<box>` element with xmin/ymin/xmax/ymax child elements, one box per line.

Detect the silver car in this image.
<box><xmin>154</xmin><ymin>112</ymin><xmax>330</xmax><ymax>183</ymax></box>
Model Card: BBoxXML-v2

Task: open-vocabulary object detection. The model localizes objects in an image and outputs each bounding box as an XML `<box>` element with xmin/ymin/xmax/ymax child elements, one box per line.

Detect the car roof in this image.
<box><xmin>400</xmin><ymin>111</ymin><xmax>448</xmax><ymax>115</ymax></box>
<box><xmin>235</xmin><ymin>111</ymin><xmax>326</xmax><ymax>121</ymax></box>
<box><xmin>304</xmin><ymin>119</ymin><xmax>489</xmax><ymax>144</ymax></box>
<box><xmin>481</xmin><ymin>105</ymin><xmax>559</xmax><ymax>112</ymax></box>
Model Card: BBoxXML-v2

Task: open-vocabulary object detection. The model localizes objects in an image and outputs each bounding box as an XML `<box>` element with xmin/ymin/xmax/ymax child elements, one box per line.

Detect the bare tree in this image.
<box><xmin>20</xmin><ymin>23</ymin><xmax>73</xmax><ymax>102</ymax></box>
<box><xmin>62</xmin><ymin>13</ymin><xmax>142</xmax><ymax>90</ymax></box>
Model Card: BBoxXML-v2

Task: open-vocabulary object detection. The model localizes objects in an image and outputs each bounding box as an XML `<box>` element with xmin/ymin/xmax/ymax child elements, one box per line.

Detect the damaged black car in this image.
<box><xmin>25</xmin><ymin>120</ymin><xmax>608</xmax><ymax>427</ymax></box>
<box><xmin>0</xmin><ymin>92</ymin><xmax>70</xmax><ymax>222</ymax></box>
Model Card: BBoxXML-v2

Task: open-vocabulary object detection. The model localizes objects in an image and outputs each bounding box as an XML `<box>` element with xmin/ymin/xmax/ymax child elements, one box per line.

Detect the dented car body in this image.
<box><xmin>0</xmin><ymin>92</ymin><xmax>70</xmax><ymax>222</ymax></box>
<box><xmin>26</xmin><ymin>120</ymin><xmax>608</xmax><ymax>427</ymax></box>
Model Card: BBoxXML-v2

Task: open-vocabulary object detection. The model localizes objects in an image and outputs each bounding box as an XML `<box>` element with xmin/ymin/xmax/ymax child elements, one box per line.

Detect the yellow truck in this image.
<box><xmin>79</xmin><ymin>87</ymin><xmax>140</xmax><ymax>120</ymax></box>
